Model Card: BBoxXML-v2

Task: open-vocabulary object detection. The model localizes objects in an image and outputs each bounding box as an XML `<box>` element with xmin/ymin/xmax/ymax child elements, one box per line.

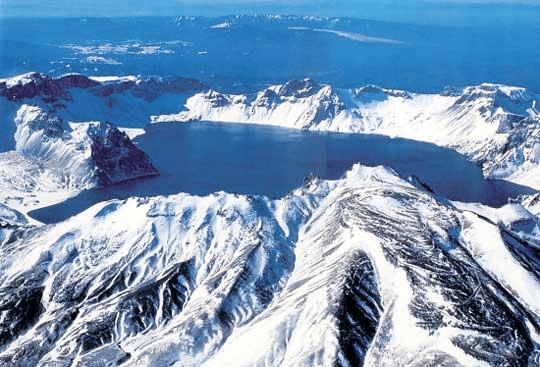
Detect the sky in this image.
<box><xmin>0</xmin><ymin>0</ymin><xmax>539</xmax><ymax>25</ymax></box>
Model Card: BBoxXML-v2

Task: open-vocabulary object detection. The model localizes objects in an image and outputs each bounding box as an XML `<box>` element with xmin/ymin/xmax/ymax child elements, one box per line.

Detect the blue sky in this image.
<box><xmin>0</xmin><ymin>0</ymin><xmax>539</xmax><ymax>25</ymax></box>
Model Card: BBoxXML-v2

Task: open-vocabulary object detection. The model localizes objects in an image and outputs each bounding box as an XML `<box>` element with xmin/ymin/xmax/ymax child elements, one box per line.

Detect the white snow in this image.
<box><xmin>0</xmin><ymin>162</ymin><xmax>538</xmax><ymax>366</ymax></box>
<box><xmin>459</xmin><ymin>210</ymin><xmax>540</xmax><ymax>316</ymax></box>
<box><xmin>0</xmin><ymin>72</ymin><xmax>42</xmax><ymax>88</ymax></box>
<box><xmin>209</xmin><ymin>22</ymin><xmax>232</xmax><ymax>29</ymax></box>
<box><xmin>0</xmin><ymin>103</ymin><xmax>157</xmax><ymax>214</ymax></box>
<box><xmin>3</xmin><ymin>72</ymin><xmax>538</xmax><ymax>193</ymax></box>
<box><xmin>2</xmin><ymin>73</ymin><xmax>539</xmax><ymax>221</ymax></box>
<box><xmin>38</xmin><ymin>82</ymin><xmax>191</xmax><ymax>130</ymax></box>
<box><xmin>89</xmin><ymin>75</ymin><xmax>140</xmax><ymax>83</ymax></box>
<box><xmin>522</xmin><ymin>193</ymin><xmax>540</xmax><ymax>216</ymax></box>
<box><xmin>119</xmin><ymin>127</ymin><xmax>146</xmax><ymax>139</ymax></box>
<box><xmin>453</xmin><ymin>201</ymin><xmax>535</xmax><ymax>227</ymax></box>
<box><xmin>0</xmin><ymin>203</ymin><xmax>28</xmax><ymax>226</ymax></box>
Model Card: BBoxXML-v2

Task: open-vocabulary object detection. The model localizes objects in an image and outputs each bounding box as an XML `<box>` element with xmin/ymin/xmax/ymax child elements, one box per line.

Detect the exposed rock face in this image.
<box><xmin>89</xmin><ymin>122</ymin><xmax>158</xmax><ymax>185</ymax></box>
<box><xmin>0</xmin><ymin>73</ymin><xmax>99</xmax><ymax>102</ymax></box>
<box><xmin>0</xmin><ymin>72</ymin><xmax>206</xmax><ymax>104</ymax></box>
<box><xmin>277</xmin><ymin>78</ymin><xmax>322</xmax><ymax>98</ymax></box>
<box><xmin>94</xmin><ymin>76</ymin><xmax>206</xmax><ymax>101</ymax></box>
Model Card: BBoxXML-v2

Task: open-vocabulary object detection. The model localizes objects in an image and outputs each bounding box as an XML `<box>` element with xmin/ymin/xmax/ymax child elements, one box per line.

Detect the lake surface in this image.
<box><xmin>29</xmin><ymin>121</ymin><xmax>537</xmax><ymax>224</ymax></box>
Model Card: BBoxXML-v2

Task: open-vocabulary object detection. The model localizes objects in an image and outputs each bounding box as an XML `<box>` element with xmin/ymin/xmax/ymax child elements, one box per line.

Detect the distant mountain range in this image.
<box><xmin>2</xmin><ymin>15</ymin><xmax>540</xmax><ymax>93</ymax></box>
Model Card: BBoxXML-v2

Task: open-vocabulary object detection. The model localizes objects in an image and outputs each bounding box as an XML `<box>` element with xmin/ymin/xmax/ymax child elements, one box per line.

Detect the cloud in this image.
<box><xmin>289</xmin><ymin>27</ymin><xmax>405</xmax><ymax>45</ymax></box>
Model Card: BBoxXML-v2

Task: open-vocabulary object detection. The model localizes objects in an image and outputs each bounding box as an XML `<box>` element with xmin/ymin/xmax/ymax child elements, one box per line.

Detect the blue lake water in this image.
<box><xmin>29</xmin><ymin>121</ymin><xmax>537</xmax><ymax>224</ymax></box>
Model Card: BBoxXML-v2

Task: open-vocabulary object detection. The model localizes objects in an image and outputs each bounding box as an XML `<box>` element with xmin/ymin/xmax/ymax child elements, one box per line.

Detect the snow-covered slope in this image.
<box><xmin>0</xmin><ymin>103</ymin><xmax>157</xmax><ymax>212</ymax></box>
<box><xmin>0</xmin><ymin>164</ymin><xmax>539</xmax><ymax>366</ymax></box>
<box><xmin>0</xmin><ymin>72</ymin><xmax>206</xmax><ymax>132</ymax></box>
<box><xmin>522</xmin><ymin>193</ymin><xmax>540</xmax><ymax>217</ymax></box>
<box><xmin>153</xmin><ymin>79</ymin><xmax>540</xmax><ymax>190</ymax></box>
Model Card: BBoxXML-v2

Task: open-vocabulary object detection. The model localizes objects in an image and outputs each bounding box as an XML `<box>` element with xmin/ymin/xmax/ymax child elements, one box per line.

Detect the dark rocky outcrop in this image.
<box><xmin>89</xmin><ymin>122</ymin><xmax>159</xmax><ymax>185</ymax></box>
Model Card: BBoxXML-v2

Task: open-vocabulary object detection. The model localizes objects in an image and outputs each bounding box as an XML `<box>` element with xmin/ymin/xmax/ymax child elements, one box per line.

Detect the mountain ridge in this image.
<box><xmin>1</xmin><ymin>164</ymin><xmax>539</xmax><ymax>366</ymax></box>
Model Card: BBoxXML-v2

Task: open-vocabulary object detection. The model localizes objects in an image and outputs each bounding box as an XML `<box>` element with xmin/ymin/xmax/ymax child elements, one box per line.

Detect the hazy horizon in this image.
<box><xmin>1</xmin><ymin>1</ymin><xmax>539</xmax><ymax>26</ymax></box>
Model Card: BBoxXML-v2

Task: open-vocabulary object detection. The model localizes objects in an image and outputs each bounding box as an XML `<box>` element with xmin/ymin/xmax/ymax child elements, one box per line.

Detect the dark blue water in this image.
<box><xmin>29</xmin><ymin>121</ymin><xmax>537</xmax><ymax>224</ymax></box>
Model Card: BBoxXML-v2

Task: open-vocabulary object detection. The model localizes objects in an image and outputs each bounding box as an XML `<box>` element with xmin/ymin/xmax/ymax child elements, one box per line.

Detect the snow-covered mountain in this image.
<box><xmin>0</xmin><ymin>164</ymin><xmax>539</xmax><ymax>366</ymax></box>
<box><xmin>4</xmin><ymin>73</ymin><xmax>540</xmax><ymax>193</ymax></box>
<box><xmin>2</xmin><ymin>72</ymin><xmax>540</xmax><ymax>365</ymax></box>
<box><xmin>0</xmin><ymin>104</ymin><xmax>157</xmax><ymax>211</ymax></box>
<box><xmin>0</xmin><ymin>73</ymin><xmax>178</xmax><ymax>212</ymax></box>
<box><xmin>153</xmin><ymin>78</ymin><xmax>540</xmax><ymax>190</ymax></box>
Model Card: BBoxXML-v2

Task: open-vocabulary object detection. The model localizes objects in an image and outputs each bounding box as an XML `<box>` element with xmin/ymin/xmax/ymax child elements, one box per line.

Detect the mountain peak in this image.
<box><xmin>450</xmin><ymin>83</ymin><xmax>538</xmax><ymax>121</ymax></box>
<box><xmin>468</xmin><ymin>83</ymin><xmax>533</xmax><ymax>102</ymax></box>
<box><xmin>276</xmin><ymin>78</ymin><xmax>322</xmax><ymax>98</ymax></box>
